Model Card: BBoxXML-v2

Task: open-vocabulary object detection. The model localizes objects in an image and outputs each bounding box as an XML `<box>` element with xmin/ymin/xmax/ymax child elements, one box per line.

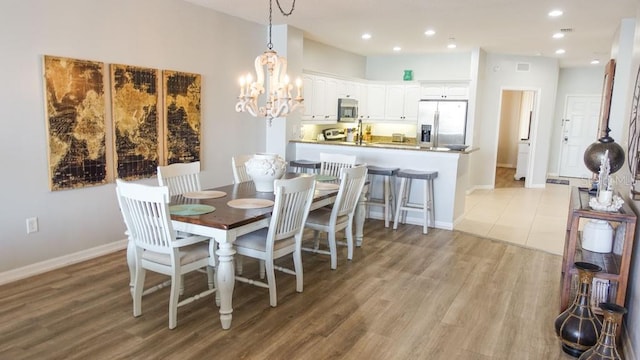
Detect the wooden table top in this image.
<box><xmin>170</xmin><ymin>176</ymin><xmax>338</xmax><ymax>231</ymax></box>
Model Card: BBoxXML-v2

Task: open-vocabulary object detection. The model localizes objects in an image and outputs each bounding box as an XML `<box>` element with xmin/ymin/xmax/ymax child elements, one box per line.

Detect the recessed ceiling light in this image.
<box><xmin>424</xmin><ymin>29</ymin><xmax>436</xmax><ymax>36</ymax></box>
<box><xmin>555</xmin><ymin>49</ymin><xmax>566</xmax><ymax>54</ymax></box>
<box><xmin>361</xmin><ymin>33</ymin><xmax>372</xmax><ymax>40</ymax></box>
<box><xmin>552</xmin><ymin>32</ymin><xmax>564</xmax><ymax>39</ymax></box>
<box><xmin>591</xmin><ymin>59</ymin><xmax>601</xmax><ymax>65</ymax></box>
<box><xmin>447</xmin><ymin>43</ymin><xmax>457</xmax><ymax>49</ymax></box>
<box><xmin>548</xmin><ymin>9</ymin><xmax>563</xmax><ymax>17</ymax></box>
<box><xmin>393</xmin><ymin>46</ymin><xmax>401</xmax><ymax>52</ymax></box>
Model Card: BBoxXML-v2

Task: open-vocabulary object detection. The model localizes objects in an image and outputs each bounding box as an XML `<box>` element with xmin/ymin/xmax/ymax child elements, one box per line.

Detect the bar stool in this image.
<box><xmin>393</xmin><ymin>169</ymin><xmax>438</xmax><ymax>234</ymax></box>
<box><xmin>365</xmin><ymin>165</ymin><xmax>399</xmax><ymax>228</ymax></box>
<box><xmin>290</xmin><ymin>159</ymin><xmax>321</xmax><ymax>174</ymax></box>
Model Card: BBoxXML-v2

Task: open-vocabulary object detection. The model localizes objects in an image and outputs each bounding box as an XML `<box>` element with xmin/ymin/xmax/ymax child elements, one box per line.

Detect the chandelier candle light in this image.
<box><xmin>235</xmin><ymin>0</ymin><xmax>303</xmax><ymax>125</ymax></box>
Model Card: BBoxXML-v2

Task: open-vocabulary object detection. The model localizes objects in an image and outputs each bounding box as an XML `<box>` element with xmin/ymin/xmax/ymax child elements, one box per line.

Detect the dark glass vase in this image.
<box><xmin>555</xmin><ymin>262</ymin><xmax>603</xmax><ymax>357</ymax></box>
<box><xmin>578</xmin><ymin>303</ymin><xmax>627</xmax><ymax>360</ymax></box>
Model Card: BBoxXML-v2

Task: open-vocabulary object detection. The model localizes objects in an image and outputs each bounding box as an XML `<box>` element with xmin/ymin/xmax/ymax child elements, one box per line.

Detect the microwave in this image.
<box><xmin>337</xmin><ymin>98</ymin><xmax>358</xmax><ymax>123</ymax></box>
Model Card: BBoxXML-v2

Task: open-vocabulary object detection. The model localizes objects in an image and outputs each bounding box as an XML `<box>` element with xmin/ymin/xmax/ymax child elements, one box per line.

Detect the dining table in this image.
<box><xmin>126</xmin><ymin>173</ymin><xmax>367</xmax><ymax>330</ymax></box>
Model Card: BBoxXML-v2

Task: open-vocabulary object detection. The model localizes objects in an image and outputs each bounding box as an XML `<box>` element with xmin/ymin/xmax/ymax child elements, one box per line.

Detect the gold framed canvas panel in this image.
<box><xmin>163</xmin><ymin>70</ymin><xmax>201</xmax><ymax>165</ymax></box>
<box><xmin>110</xmin><ymin>64</ymin><xmax>160</xmax><ymax>180</ymax></box>
<box><xmin>43</xmin><ymin>55</ymin><xmax>107</xmax><ymax>191</ymax></box>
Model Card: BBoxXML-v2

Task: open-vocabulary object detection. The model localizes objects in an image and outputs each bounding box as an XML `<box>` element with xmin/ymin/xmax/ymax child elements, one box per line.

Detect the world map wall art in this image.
<box><xmin>43</xmin><ymin>55</ymin><xmax>107</xmax><ymax>190</ymax></box>
<box><xmin>43</xmin><ymin>55</ymin><xmax>202</xmax><ymax>191</ymax></box>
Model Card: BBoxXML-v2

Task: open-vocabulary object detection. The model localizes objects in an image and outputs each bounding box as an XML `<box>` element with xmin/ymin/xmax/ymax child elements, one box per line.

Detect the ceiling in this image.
<box><xmin>183</xmin><ymin>0</ymin><xmax>637</xmax><ymax>68</ymax></box>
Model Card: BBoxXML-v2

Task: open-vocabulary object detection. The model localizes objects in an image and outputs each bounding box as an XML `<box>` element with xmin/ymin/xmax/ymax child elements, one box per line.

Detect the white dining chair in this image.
<box><xmin>234</xmin><ymin>176</ymin><xmax>316</xmax><ymax>307</ymax></box>
<box><xmin>115</xmin><ymin>179</ymin><xmax>216</xmax><ymax>329</ymax></box>
<box><xmin>157</xmin><ymin>161</ymin><xmax>201</xmax><ymax>196</ymax></box>
<box><xmin>232</xmin><ymin>155</ymin><xmax>253</xmax><ymax>183</ymax></box>
<box><xmin>303</xmin><ymin>165</ymin><xmax>368</xmax><ymax>269</ymax></box>
<box><xmin>319</xmin><ymin>153</ymin><xmax>357</xmax><ymax>177</ymax></box>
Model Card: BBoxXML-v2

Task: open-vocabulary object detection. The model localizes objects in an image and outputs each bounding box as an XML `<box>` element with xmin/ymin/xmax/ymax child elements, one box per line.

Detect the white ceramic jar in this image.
<box><xmin>245</xmin><ymin>153</ymin><xmax>286</xmax><ymax>192</ymax></box>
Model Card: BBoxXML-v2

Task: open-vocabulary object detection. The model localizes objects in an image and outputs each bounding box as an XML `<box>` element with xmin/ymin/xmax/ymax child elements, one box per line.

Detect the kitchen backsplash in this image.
<box><xmin>301</xmin><ymin>123</ymin><xmax>417</xmax><ymax>142</ymax></box>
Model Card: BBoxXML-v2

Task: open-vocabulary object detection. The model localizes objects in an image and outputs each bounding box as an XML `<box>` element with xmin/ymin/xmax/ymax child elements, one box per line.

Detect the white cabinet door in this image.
<box><xmin>384</xmin><ymin>83</ymin><xmax>419</xmax><ymax>122</ymax></box>
<box><xmin>403</xmin><ymin>84</ymin><xmax>420</xmax><ymax>121</ymax></box>
<box><xmin>302</xmin><ymin>74</ymin><xmax>338</xmax><ymax>123</ymax></box>
<box><xmin>366</xmin><ymin>84</ymin><xmax>386</xmax><ymax>120</ymax></box>
<box><xmin>421</xmin><ymin>82</ymin><xmax>469</xmax><ymax>100</ymax></box>
<box><xmin>384</xmin><ymin>85</ymin><xmax>405</xmax><ymax>120</ymax></box>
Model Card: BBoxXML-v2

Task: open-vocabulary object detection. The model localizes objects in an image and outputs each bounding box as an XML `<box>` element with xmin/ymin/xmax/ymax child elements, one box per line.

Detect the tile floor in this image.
<box><xmin>455</xmin><ymin>176</ymin><xmax>590</xmax><ymax>255</ymax></box>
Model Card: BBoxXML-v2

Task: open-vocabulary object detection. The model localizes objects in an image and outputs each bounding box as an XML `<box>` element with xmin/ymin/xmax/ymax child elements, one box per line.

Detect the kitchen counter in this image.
<box><xmin>290</xmin><ymin>139</ymin><xmax>478</xmax><ymax>154</ymax></box>
<box><xmin>289</xmin><ymin>140</ymin><xmax>474</xmax><ymax>230</ymax></box>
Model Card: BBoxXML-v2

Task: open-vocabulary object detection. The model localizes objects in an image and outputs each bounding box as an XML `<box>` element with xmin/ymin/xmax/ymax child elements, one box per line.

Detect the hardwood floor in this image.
<box><xmin>0</xmin><ymin>220</ymin><xmax>575</xmax><ymax>359</ymax></box>
<box><xmin>495</xmin><ymin>167</ymin><xmax>524</xmax><ymax>189</ymax></box>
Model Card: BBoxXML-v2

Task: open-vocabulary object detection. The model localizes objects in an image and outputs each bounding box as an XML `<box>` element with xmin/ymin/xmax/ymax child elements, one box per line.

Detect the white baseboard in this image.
<box><xmin>0</xmin><ymin>239</ymin><xmax>128</xmax><ymax>286</ymax></box>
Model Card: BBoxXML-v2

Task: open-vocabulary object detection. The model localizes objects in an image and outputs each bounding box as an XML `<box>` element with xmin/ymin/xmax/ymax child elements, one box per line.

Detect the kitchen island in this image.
<box><xmin>289</xmin><ymin>140</ymin><xmax>474</xmax><ymax>230</ymax></box>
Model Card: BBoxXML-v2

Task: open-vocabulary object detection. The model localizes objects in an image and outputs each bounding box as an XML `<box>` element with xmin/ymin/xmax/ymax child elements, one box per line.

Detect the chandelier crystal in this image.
<box><xmin>235</xmin><ymin>0</ymin><xmax>303</xmax><ymax>125</ymax></box>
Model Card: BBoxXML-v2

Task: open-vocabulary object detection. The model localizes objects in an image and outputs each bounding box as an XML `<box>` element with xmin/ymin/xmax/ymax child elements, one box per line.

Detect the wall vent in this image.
<box><xmin>516</xmin><ymin>63</ymin><xmax>531</xmax><ymax>72</ymax></box>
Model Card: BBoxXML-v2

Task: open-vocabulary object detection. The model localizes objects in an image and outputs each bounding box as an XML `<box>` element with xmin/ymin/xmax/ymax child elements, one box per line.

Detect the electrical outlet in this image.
<box><xmin>26</xmin><ymin>217</ymin><xmax>38</xmax><ymax>234</ymax></box>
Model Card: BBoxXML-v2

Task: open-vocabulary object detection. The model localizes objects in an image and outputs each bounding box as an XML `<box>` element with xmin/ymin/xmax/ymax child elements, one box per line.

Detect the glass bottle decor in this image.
<box><xmin>554</xmin><ymin>262</ymin><xmax>603</xmax><ymax>357</ymax></box>
<box><xmin>578</xmin><ymin>303</ymin><xmax>627</xmax><ymax>360</ymax></box>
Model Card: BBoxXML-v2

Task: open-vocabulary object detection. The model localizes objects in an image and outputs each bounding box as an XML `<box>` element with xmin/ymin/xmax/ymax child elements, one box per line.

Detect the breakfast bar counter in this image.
<box><xmin>289</xmin><ymin>140</ymin><xmax>473</xmax><ymax>229</ymax></box>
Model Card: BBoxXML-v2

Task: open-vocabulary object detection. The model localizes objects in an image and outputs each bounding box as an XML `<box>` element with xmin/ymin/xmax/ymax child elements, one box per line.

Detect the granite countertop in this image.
<box><xmin>290</xmin><ymin>139</ymin><xmax>478</xmax><ymax>154</ymax></box>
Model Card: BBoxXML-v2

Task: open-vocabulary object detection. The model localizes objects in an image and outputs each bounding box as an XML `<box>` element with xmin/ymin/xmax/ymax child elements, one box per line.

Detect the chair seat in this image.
<box><xmin>397</xmin><ymin>169</ymin><xmax>438</xmax><ymax>180</ymax></box>
<box><xmin>235</xmin><ymin>228</ymin><xmax>296</xmax><ymax>251</ymax></box>
<box><xmin>306</xmin><ymin>207</ymin><xmax>350</xmax><ymax>227</ymax></box>
<box><xmin>290</xmin><ymin>159</ymin><xmax>321</xmax><ymax>169</ymax></box>
<box><xmin>142</xmin><ymin>243</ymin><xmax>210</xmax><ymax>266</ymax></box>
<box><xmin>367</xmin><ymin>165</ymin><xmax>399</xmax><ymax>176</ymax></box>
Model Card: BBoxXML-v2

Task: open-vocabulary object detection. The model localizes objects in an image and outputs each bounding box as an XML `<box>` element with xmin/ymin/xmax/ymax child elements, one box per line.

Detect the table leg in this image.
<box><xmin>354</xmin><ymin>184</ymin><xmax>368</xmax><ymax>247</ymax></box>
<box><xmin>216</xmin><ymin>241</ymin><xmax>236</xmax><ymax>330</ymax></box>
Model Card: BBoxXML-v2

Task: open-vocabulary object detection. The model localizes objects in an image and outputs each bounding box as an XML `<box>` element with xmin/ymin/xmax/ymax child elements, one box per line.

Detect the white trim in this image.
<box><xmin>0</xmin><ymin>239</ymin><xmax>128</xmax><ymax>286</ymax></box>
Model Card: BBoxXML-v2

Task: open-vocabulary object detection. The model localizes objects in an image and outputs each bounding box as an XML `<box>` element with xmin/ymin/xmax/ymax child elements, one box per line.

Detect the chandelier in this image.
<box><xmin>235</xmin><ymin>0</ymin><xmax>303</xmax><ymax>125</ymax></box>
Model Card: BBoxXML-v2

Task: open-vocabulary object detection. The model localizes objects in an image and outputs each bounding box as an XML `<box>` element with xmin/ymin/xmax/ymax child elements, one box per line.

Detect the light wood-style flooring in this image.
<box><xmin>0</xmin><ymin>220</ymin><xmax>575</xmax><ymax>359</ymax></box>
<box><xmin>495</xmin><ymin>167</ymin><xmax>524</xmax><ymax>189</ymax></box>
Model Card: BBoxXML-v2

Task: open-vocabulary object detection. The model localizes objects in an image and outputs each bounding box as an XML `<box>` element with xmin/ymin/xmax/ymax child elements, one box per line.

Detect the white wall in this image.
<box><xmin>0</xmin><ymin>0</ymin><xmax>266</xmax><ymax>274</ymax></box>
<box><xmin>612</xmin><ymin>13</ymin><xmax>640</xmax><ymax>357</ymax></box>
<box><xmin>366</xmin><ymin>53</ymin><xmax>472</xmax><ymax>81</ymax></box>
<box><xmin>548</xmin><ymin>67</ymin><xmax>604</xmax><ymax>175</ymax></box>
<box><xmin>472</xmin><ymin>54</ymin><xmax>560</xmax><ymax>188</ymax></box>
<box><xmin>303</xmin><ymin>39</ymin><xmax>367</xmax><ymax>79</ymax></box>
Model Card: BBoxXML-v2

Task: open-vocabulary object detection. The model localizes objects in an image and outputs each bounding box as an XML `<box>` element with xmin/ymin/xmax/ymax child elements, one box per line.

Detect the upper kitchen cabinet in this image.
<box><xmin>337</xmin><ymin>80</ymin><xmax>361</xmax><ymax>100</ymax></box>
<box><xmin>420</xmin><ymin>81</ymin><xmax>469</xmax><ymax>100</ymax></box>
<box><xmin>363</xmin><ymin>83</ymin><xmax>386</xmax><ymax>121</ymax></box>
<box><xmin>384</xmin><ymin>83</ymin><xmax>420</xmax><ymax>122</ymax></box>
<box><xmin>302</xmin><ymin>74</ymin><xmax>339</xmax><ymax>123</ymax></box>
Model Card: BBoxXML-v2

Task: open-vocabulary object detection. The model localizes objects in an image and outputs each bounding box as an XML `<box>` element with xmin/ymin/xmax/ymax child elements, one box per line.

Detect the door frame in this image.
<box><xmin>493</xmin><ymin>86</ymin><xmax>541</xmax><ymax>188</ymax></box>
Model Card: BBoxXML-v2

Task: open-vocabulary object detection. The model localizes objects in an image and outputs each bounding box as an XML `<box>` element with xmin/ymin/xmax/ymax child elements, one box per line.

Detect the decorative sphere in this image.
<box><xmin>583</xmin><ymin>137</ymin><xmax>625</xmax><ymax>174</ymax></box>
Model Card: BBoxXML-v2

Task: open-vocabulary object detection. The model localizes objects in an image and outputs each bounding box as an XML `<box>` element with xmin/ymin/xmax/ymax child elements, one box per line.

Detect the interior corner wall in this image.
<box><xmin>0</xmin><ymin>0</ymin><xmax>266</xmax><ymax>274</ymax></box>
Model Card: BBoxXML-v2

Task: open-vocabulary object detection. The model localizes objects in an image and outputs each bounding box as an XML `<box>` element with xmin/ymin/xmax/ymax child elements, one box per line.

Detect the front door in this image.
<box><xmin>559</xmin><ymin>95</ymin><xmax>601</xmax><ymax>178</ymax></box>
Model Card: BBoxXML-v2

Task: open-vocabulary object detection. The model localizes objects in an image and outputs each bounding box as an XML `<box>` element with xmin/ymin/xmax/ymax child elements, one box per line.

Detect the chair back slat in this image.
<box><xmin>116</xmin><ymin>179</ymin><xmax>175</xmax><ymax>254</ymax></box>
<box><xmin>319</xmin><ymin>153</ymin><xmax>356</xmax><ymax>177</ymax></box>
<box><xmin>157</xmin><ymin>161</ymin><xmax>201</xmax><ymax>196</ymax></box>
<box><xmin>232</xmin><ymin>155</ymin><xmax>253</xmax><ymax>183</ymax></box>
<box><xmin>269</xmin><ymin>176</ymin><xmax>316</xmax><ymax>243</ymax></box>
<box><xmin>333</xmin><ymin>165</ymin><xmax>368</xmax><ymax>219</ymax></box>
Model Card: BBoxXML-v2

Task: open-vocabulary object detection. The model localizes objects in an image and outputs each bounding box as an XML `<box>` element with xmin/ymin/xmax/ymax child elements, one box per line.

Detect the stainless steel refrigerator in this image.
<box><xmin>417</xmin><ymin>100</ymin><xmax>468</xmax><ymax>147</ymax></box>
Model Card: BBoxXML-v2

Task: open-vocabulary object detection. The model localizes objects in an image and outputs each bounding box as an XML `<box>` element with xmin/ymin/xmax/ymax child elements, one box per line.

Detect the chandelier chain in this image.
<box><xmin>267</xmin><ymin>0</ymin><xmax>296</xmax><ymax>50</ymax></box>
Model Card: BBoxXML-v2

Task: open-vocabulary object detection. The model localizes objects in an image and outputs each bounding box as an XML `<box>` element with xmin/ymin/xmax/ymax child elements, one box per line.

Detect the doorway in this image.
<box><xmin>558</xmin><ymin>95</ymin><xmax>601</xmax><ymax>178</ymax></box>
<box><xmin>495</xmin><ymin>89</ymin><xmax>536</xmax><ymax>188</ymax></box>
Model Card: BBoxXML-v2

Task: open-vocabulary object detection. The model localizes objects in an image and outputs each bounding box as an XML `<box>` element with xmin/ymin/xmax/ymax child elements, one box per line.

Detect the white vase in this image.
<box><xmin>245</xmin><ymin>153</ymin><xmax>286</xmax><ymax>192</ymax></box>
<box><xmin>582</xmin><ymin>219</ymin><xmax>614</xmax><ymax>253</ymax></box>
